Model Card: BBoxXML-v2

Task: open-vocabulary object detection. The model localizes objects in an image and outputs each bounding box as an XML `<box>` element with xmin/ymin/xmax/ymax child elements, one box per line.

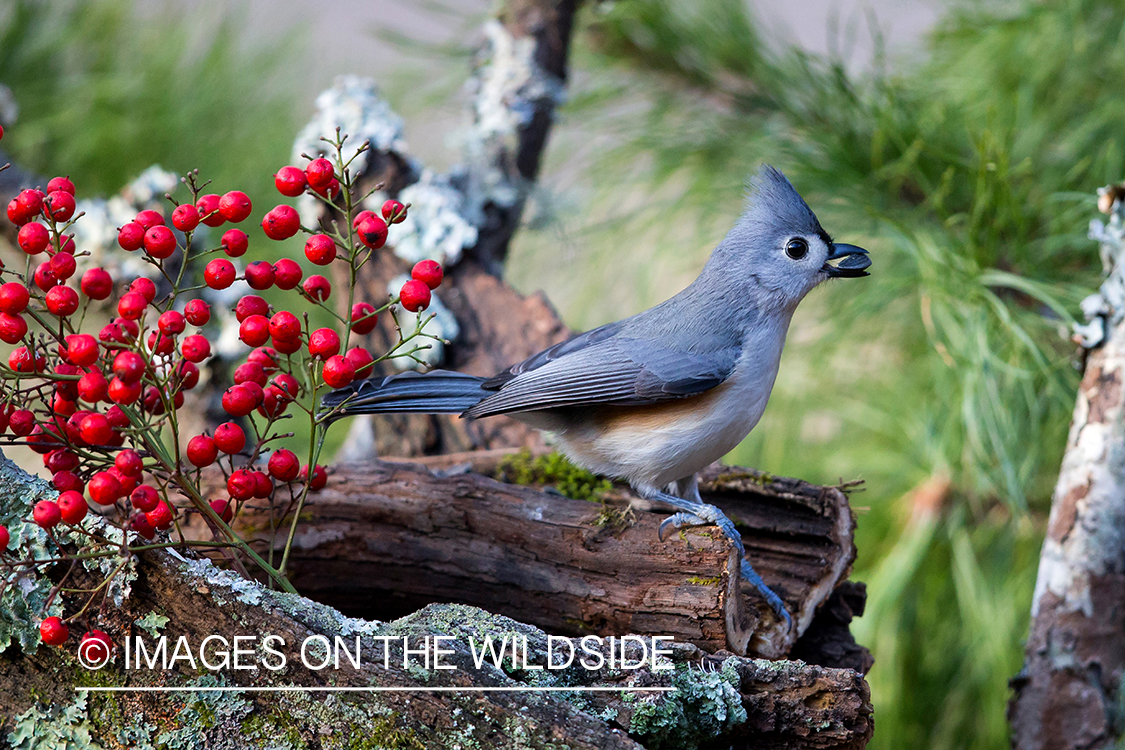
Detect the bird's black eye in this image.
<box><xmin>785</xmin><ymin>238</ymin><xmax>809</xmax><ymax>260</ymax></box>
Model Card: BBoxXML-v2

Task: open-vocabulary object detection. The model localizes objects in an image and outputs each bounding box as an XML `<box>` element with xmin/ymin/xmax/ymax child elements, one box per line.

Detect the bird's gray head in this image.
<box><xmin>706</xmin><ymin>165</ymin><xmax>870</xmax><ymax>308</ymax></box>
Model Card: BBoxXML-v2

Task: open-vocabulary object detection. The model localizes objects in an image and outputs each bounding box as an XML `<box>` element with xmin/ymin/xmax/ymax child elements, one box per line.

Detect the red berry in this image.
<box><xmin>158</xmin><ymin>310</ymin><xmax>186</xmax><ymax>336</ymax></box>
<box><xmin>113</xmin><ymin>351</ymin><xmax>145</xmax><ymax>383</ymax></box>
<box><xmin>45</xmin><ymin>449</ymin><xmax>79</xmax><ymax>473</ymax></box>
<box><xmin>80</xmin><ymin>414</ymin><xmax>113</xmax><ymax>445</ymax></box>
<box><xmin>253</xmin><ymin>471</ymin><xmax>273</xmax><ymax>499</ymax></box>
<box><xmin>234</xmin><ymin>361</ymin><xmax>267</xmax><ymax>386</ymax></box>
<box><xmin>219</xmin><ymin>191</ymin><xmax>252</xmax><ymax>223</ymax></box>
<box><xmin>0</xmin><ymin>524</ymin><xmax>7</xmax><ymax>551</ymax></box>
<box><xmin>227</xmin><ymin>469</ymin><xmax>257</xmax><ymax>501</ymax></box>
<box><xmin>196</xmin><ymin>194</ymin><xmax>224</xmax><ymax>227</ymax></box>
<box><xmin>10</xmin><ymin>346</ymin><xmax>45</xmax><ymax>373</ymax></box>
<box><xmin>0</xmin><ymin>282</ymin><xmax>29</xmax><ymax>313</ymax></box>
<box><xmin>79</xmin><ymin>268</ymin><xmax>112</xmax><ymax>300</ymax></box>
<box><xmin>172</xmin><ymin>204</ymin><xmax>200</xmax><ymax>232</ymax></box>
<box><xmin>258</xmin><ymin>385</ymin><xmax>288</xmax><ymax>418</ymax></box>
<box><xmin>16</xmin><ymin>189</ymin><xmax>44</xmax><ymax>217</ymax></box>
<box><xmin>116</xmin><ymin>449</ymin><xmax>144</xmax><ymax>476</ymax></box>
<box><xmin>268</xmin><ymin>311</ymin><xmax>301</xmax><ymax>341</ymax></box>
<box><xmin>131</xmin><ymin>514</ymin><xmax>156</xmax><ymax>539</ymax></box>
<box><xmin>9</xmin><ymin>409</ymin><xmax>34</xmax><ymax>436</ymax></box>
<box><xmin>47</xmin><ymin>176</ymin><xmax>75</xmax><ymax>195</ymax></box>
<box><xmin>313</xmin><ymin>177</ymin><xmax>341</xmax><ymax>198</ymax></box>
<box><xmin>33</xmin><ymin>499</ymin><xmax>62</xmax><ymax>528</ymax></box>
<box><xmin>221</xmin><ymin>385</ymin><xmax>257</xmax><ymax>417</ymax></box>
<box><xmin>302</xmin><ymin>275</ymin><xmax>331</xmax><ymax>302</ymax></box>
<box><xmin>357</xmin><ymin>216</ymin><xmax>388</xmax><ymax>249</ymax></box>
<box><xmin>129</xmin><ymin>484</ymin><xmax>159</xmax><ymax>513</ymax></box>
<box><xmin>130</xmin><ymin>277</ymin><xmax>157</xmax><ymax>303</ymax></box>
<box><xmin>105</xmin><ymin>406</ymin><xmax>129</xmax><ymax>429</ymax></box>
<box><xmin>268</xmin><ymin>449</ymin><xmax>300</xmax><ymax>481</ymax></box>
<box><xmin>186</xmin><ymin>434</ymin><xmax>218</xmax><ymax>467</ymax></box>
<box><xmin>305</xmin><ymin>158</ymin><xmax>335</xmax><ymax>189</ymax></box>
<box><xmin>88</xmin><ymin>471</ymin><xmax>123</xmax><ymax>505</ymax></box>
<box><xmin>204</xmin><ymin>258</ymin><xmax>236</xmax><ymax>289</ymax></box>
<box><xmin>45</xmin><ymin>285</ymin><xmax>79</xmax><ymax>317</ymax></box>
<box><xmin>304</xmin><ymin>234</ymin><xmax>336</xmax><ymax>265</ymax></box>
<box><xmin>52</xmin><ymin>395</ymin><xmax>77</xmax><ymax>418</ymax></box>
<box><xmin>221</xmin><ymin>228</ymin><xmax>248</xmax><ymax>257</ymax></box>
<box><xmin>0</xmin><ymin>313</ymin><xmax>26</xmax><ymax>344</ymax></box>
<box><xmin>77</xmin><ymin>372</ymin><xmax>108</xmax><ymax>402</ymax></box>
<box><xmin>239</xmin><ymin>315</ymin><xmax>270</xmax><ymax>347</ymax></box>
<box><xmin>412</xmin><ymin>259</ymin><xmax>443</xmax><ymax>289</ymax></box>
<box><xmin>382</xmin><ymin>199</ymin><xmax>407</xmax><ymax>223</ymax></box>
<box><xmin>273</xmin><ymin>258</ymin><xmax>303</xmax><ymax>289</ymax></box>
<box><xmin>33</xmin><ymin>262</ymin><xmax>59</xmax><ymax>291</ymax></box>
<box><xmin>58</xmin><ymin>234</ymin><xmax>76</xmax><ymax>254</ymax></box>
<box><xmin>211</xmin><ymin>498</ymin><xmax>234</xmax><ymax>523</ymax></box>
<box><xmin>184</xmin><ymin>299</ymin><xmax>210</xmax><ymax>326</ymax></box>
<box><xmin>308</xmin><ymin>328</ymin><xmax>340</xmax><ymax>359</ymax></box>
<box><xmin>305</xmin><ymin>464</ymin><xmax>328</xmax><ymax>491</ymax></box>
<box><xmin>53</xmin><ymin>470</ymin><xmax>83</xmax><ymax>493</ymax></box>
<box><xmin>235</xmin><ymin>295</ymin><xmax>269</xmax><ymax>322</ymax></box>
<box><xmin>45</xmin><ymin>190</ymin><xmax>76</xmax><ymax>221</ymax></box>
<box><xmin>244</xmin><ymin>261</ymin><xmax>275</xmax><ymax>290</ymax></box>
<box><xmin>273</xmin><ymin>335</ymin><xmax>301</xmax><ymax>354</ymax></box>
<box><xmin>118</xmin><ymin>222</ymin><xmax>145</xmax><ymax>251</ymax></box>
<box><xmin>58</xmin><ymin>491</ymin><xmax>87</xmax><ymax>524</ymax></box>
<box><xmin>275</xmin><ymin>166</ymin><xmax>307</xmax><ymax>197</ymax></box>
<box><xmin>262</xmin><ymin>205</ymin><xmax>300</xmax><ymax>240</ymax></box>
<box><xmin>345</xmin><ymin>346</ymin><xmax>375</xmax><ymax>378</ymax></box>
<box><xmin>322</xmin><ymin>355</ymin><xmax>355</xmax><ymax>388</ymax></box>
<box><xmin>49</xmin><ymin>252</ymin><xmax>77</xmax><ymax>280</ymax></box>
<box><xmin>399</xmin><ymin>279</ymin><xmax>431</xmax><ymax>312</ymax></box>
<box><xmin>350</xmin><ymin>302</ymin><xmax>378</xmax><ymax>335</ymax></box>
<box><xmin>17</xmin><ymin>222</ymin><xmax>49</xmax><ymax>254</ymax></box>
<box><xmin>177</xmin><ymin>361</ymin><xmax>200</xmax><ymax>390</ymax></box>
<box><xmin>116</xmin><ymin>291</ymin><xmax>147</xmax><ymax>320</ymax></box>
<box><xmin>147</xmin><ymin>501</ymin><xmax>174</xmax><ymax>529</ymax></box>
<box><xmin>66</xmin><ymin>334</ymin><xmax>99</xmax><ymax>366</ymax></box>
<box><xmin>181</xmin><ymin>335</ymin><xmax>211</xmax><ymax>363</ymax></box>
<box><xmin>108</xmin><ymin>377</ymin><xmax>142</xmax><ymax>405</ymax></box>
<box><xmin>143</xmin><ymin>225</ymin><xmax>176</xmax><ymax>259</ymax></box>
<box><xmin>250</xmin><ymin>347</ymin><xmax>281</xmax><ymax>372</ymax></box>
<box><xmin>80</xmin><ymin>630</ymin><xmax>113</xmax><ymax>663</ymax></box>
<box><xmin>40</xmin><ymin>617</ymin><xmax>68</xmax><ymax>646</ymax></box>
<box><xmin>214</xmin><ymin>422</ymin><xmax>245</xmax><ymax>454</ymax></box>
<box><xmin>353</xmin><ymin>210</ymin><xmax>376</xmax><ymax>230</ymax></box>
<box><xmin>134</xmin><ymin>209</ymin><xmax>164</xmax><ymax>229</ymax></box>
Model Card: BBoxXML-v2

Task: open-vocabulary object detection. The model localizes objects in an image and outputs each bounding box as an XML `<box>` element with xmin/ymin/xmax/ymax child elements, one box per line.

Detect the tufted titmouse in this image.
<box><xmin>321</xmin><ymin>166</ymin><xmax>870</xmax><ymax>628</ymax></box>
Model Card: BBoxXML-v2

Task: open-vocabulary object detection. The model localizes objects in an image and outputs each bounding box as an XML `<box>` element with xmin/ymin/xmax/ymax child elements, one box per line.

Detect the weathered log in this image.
<box><xmin>2</xmin><ymin>542</ymin><xmax>872</xmax><ymax>750</ymax></box>
<box><xmin>212</xmin><ymin>452</ymin><xmax>864</xmax><ymax>662</ymax></box>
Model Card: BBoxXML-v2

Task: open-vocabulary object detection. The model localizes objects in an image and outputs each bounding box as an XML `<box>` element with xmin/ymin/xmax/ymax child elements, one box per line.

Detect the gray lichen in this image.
<box><xmin>7</xmin><ymin>693</ymin><xmax>105</xmax><ymax>750</ymax></box>
<box><xmin>1077</xmin><ymin>191</ymin><xmax>1125</xmax><ymax>347</ymax></box>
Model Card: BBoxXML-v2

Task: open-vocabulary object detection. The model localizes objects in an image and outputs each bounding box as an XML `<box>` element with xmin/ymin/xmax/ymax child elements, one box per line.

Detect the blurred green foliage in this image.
<box><xmin>0</xmin><ymin>0</ymin><xmax>299</xmax><ymax>200</ymax></box>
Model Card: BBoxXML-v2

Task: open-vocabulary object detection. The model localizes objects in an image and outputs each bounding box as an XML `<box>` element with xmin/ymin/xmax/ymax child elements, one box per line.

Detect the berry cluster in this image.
<box><xmin>0</xmin><ymin>128</ymin><xmax>445</xmax><ymax>657</ymax></box>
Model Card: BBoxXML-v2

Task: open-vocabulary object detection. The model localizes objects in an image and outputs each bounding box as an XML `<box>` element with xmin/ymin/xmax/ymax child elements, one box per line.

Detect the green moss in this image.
<box><xmin>685</xmin><ymin>576</ymin><xmax>721</xmax><ymax>587</ymax></box>
<box><xmin>495</xmin><ymin>450</ymin><xmax>613</xmax><ymax>501</ymax></box>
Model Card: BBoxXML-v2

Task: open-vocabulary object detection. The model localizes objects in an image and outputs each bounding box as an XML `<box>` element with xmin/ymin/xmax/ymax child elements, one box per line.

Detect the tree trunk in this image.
<box><xmin>1009</xmin><ymin>198</ymin><xmax>1125</xmax><ymax>748</ymax></box>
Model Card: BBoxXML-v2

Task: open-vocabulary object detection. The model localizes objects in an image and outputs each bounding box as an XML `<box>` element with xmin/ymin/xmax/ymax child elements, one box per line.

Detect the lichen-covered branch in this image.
<box><xmin>1009</xmin><ymin>191</ymin><xmax>1125</xmax><ymax>749</ymax></box>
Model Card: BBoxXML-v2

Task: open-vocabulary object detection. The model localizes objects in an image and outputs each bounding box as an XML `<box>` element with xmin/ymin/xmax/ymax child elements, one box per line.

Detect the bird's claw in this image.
<box><xmin>658</xmin><ymin>511</ymin><xmax>706</xmax><ymax>541</ymax></box>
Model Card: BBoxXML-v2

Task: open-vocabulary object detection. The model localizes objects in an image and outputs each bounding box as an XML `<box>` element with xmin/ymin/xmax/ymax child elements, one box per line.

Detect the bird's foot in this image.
<box><xmin>650</xmin><ymin>489</ymin><xmax>792</xmax><ymax>631</ymax></box>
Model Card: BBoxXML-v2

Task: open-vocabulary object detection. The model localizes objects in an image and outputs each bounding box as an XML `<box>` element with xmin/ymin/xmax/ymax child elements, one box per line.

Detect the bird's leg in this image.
<box><xmin>645</xmin><ymin>478</ymin><xmax>791</xmax><ymax>629</ymax></box>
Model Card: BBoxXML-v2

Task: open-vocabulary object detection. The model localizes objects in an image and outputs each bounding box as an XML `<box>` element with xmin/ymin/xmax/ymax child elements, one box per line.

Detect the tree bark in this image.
<box><xmin>1009</xmin><ymin>201</ymin><xmax>1125</xmax><ymax>748</ymax></box>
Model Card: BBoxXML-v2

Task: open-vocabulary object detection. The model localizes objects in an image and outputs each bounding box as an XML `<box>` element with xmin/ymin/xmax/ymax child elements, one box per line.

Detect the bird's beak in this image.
<box><xmin>822</xmin><ymin>243</ymin><xmax>871</xmax><ymax>278</ymax></box>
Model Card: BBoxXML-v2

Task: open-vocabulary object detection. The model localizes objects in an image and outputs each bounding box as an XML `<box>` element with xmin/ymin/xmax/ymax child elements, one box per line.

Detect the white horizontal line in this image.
<box><xmin>77</xmin><ymin>686</ymin><xmax>676</xmax><ymax>693</ymax></box>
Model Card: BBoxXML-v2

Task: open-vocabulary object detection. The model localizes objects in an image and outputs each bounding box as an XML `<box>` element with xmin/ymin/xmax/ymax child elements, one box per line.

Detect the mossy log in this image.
<box><xmin>204</xmin><ymin>451</ymin><xmax>869</xmax><ymax>666</ymax></box>
<box><xmin>2</xmin><ymin>537</ymin><xmax>872</xmax><ymax>750</ymax></box>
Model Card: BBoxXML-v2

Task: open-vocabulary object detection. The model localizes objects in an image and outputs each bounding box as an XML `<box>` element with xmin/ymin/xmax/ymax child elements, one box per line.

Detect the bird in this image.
<box><xmin>320</xmin><ymin>165</ymin><xmax>870</xmax><ymax>629</ymax></box>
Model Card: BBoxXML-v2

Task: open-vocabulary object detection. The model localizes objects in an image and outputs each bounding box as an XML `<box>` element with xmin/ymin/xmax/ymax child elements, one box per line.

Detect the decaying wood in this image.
<box><xmin>2</xmin><ymin>541</ymin><xmax>872</xmax><ymax>750</ymax></box>
<box><xmin>209</xmin><ymin>453</ymin><xmax>864</xmax><ymax>662</ymax></box>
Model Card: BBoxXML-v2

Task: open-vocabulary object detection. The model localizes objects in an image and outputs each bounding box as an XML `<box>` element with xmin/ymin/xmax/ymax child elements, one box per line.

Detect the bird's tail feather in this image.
<box><xmin>319</xmin><ymin>370</ymin><xmax>486</xmax><ymax>418</ymax></box>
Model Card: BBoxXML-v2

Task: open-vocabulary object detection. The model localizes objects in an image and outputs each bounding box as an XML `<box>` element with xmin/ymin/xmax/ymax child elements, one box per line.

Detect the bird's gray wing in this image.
<box><xmin>462</xmin><ymin>335</ymin><xmax>739</xmax><ymax>419</ymax></box>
